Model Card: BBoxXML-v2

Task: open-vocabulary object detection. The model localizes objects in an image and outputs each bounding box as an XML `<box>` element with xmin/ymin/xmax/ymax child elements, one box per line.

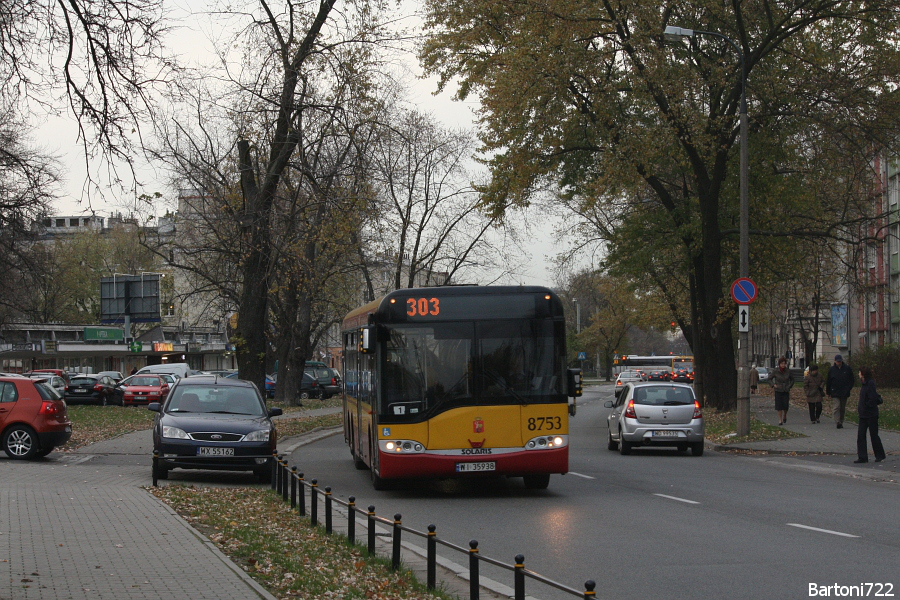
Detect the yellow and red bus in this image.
<box><xmin>341</xmin><ymin>286</ymin><xmax>582</xmax><ymax>490</ymax></box>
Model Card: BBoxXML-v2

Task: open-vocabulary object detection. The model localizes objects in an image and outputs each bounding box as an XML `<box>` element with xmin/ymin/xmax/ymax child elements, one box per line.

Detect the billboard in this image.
<box><xmin>100</xmin><ymin>274</ymin><xmax>162</xmax><ymax>324</ymax></box>
<box><xmin>831</xmin><ymin>304</ymin><xmax>848</xmax><ymax>347</ymax></box>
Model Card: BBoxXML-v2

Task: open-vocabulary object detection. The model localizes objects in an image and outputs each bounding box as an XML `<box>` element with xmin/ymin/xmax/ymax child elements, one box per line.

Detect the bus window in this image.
<box><xmin>382</xmin><ymin>323</ymin><xmax>473</xmax><ymax>416</ymax></box>
<box><xmin>476</xmin><ymin>320</ymin><xmax>560</xmax><ymax>398</ymax></box>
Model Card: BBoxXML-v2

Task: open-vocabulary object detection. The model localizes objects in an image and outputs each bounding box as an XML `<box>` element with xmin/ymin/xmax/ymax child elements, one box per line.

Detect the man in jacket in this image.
<box><xmin>826</xmin><ymin>354</ymin><xmax>854</xmax><ymax>429</ymax></box>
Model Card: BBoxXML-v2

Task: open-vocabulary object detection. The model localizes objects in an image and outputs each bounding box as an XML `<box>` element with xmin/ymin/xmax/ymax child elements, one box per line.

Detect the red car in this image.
<box><xmin>121</xmin><ymin>375</ymin><xmax>170</xmax><ymax>406</ymax></box>
<box><xmin>1</xmin><ymin>375</ymin><xmax>72</xmax><ymax>459</ymax></box>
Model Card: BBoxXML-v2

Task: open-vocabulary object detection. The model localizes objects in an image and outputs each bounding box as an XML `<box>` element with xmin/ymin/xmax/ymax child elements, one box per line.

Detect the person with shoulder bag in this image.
<box><xmin>803</xmin><ymin>364</ymin><xmax>824</xmax><ymax>423</ymax></box>
<box><xmin>854</xmin><ymin>366</ymin><xmax>886</xmax><ymax>463</ymax></box>
<box><xmin>772</xmin><ymin>356</ymin><xmax>793</xmax><ymax>425</ymax></box>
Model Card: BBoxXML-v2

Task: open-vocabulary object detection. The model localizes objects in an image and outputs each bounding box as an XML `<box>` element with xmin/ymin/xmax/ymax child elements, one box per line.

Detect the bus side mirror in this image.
<box><xmin>359</xmin><ymin>325</ymin><xmax>376</xmax><ymax>354</ymax></box>
<box><xmin>567</xmin><ymin>368</ymin><xmax>583</xmax><ymax>397</ymax></box>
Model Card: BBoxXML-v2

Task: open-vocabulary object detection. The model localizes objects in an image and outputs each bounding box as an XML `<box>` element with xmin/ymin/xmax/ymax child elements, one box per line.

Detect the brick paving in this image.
<box><xmin>0</xmin><ymin>433</ymin><xmax>274</xmax><ymax>600</ymax></box>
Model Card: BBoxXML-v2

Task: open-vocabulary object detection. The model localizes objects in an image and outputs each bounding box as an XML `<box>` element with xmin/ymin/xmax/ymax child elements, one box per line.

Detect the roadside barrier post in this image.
<box><xmin>297</xmin><ymin>472</ymin><xmax>305</xmax><ymax>516</ymax></box>
<box><xmin>392</xmin><ymin>514</ymin><xmax>402</xmax><ymax>571</ymax></box>
<box><xmin>152</xmin><ymin>450</ymin><xmax>159</xmax><ymax>487</ymax></box>
<box><xmin>277</xmin><ymin>455</ymin><xmax>284</xmax><ymax>493</ymax></box>
<box><xmin>367</xmin><ymin>506</ymin><xmax>376</xmax><ymax>555</ymax></box>
<box><xmin>426</xmin><ymin>524</ymin><xmax>436</xmax><ymax>590</ymax></box>
<box><xmin>584</xmin><ymin>580</ymin><xmax>597</xmax><ymax>600</ymax></box>
<box><xmin>270</xmin><ymin>451</ymin><xmax>277</xmax><ymax>489</ymax></box>
<box><xmin>325</xmin><ymin>487</ymin><xmax>333</xmax><ymax>534</ymax></box>
<box><xmin>469</xmin><ymin>541</ymin><xmax>480</xmax><ymax>600</ymax></box>
<box><xmin>310</xmin><ymin>479</ymin><xmax>318</xmax><ymax>526</ymax></box>
<box><xmin>347</xmin><ymin>496</ymin><xmax>356</xmax><ymax>544</ymax></box>
<box><xmin>281</xmin><ymin>459</ymin><xmax>289</xmax><ymax>501</ymax></box>
<box><xmin>514</xmin><ymin>554</ymin><xmax>525</xmax><ymax>600</ymax></box>
<box><xmin>290</xmin><ymin>467</ymin><xmax>297</xmax><ymax>509</ymax></box>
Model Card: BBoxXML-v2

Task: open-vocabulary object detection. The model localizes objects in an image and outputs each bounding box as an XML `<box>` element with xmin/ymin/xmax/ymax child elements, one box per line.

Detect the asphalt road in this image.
<box><xmin>286</xmin><ymin>386</ymin><xmax>900</xmax><ymax>600</ymax></box>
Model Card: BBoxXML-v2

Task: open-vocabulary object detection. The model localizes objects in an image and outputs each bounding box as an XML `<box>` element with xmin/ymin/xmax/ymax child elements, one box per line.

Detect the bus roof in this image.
<box><xmin>341</xmin><ymin>285</ymin><xmax>562</xmax><ymax>330</ymax></box>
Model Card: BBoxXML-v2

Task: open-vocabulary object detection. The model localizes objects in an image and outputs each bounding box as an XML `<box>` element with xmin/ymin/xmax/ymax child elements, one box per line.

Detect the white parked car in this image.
<box><xmin>614</xmin><ymin>370</ymin><xmax>645</xmax><ymax>396</ymax></box>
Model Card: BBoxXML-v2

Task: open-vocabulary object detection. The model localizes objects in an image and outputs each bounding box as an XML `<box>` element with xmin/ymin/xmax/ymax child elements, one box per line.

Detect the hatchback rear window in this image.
<box><xmin>35</xmin><ymin>382</ymin><xmax>62</xmax><ymax>400</ymax></box>
<box><xmin>70</xmin><ymin>377</ymin><xmax>96</xmax><ymax>385</ymax></box>
<box><xmin>633</xmin><ymin>386</ymin><xmax>694</xmax><ymax>405</ymax></box>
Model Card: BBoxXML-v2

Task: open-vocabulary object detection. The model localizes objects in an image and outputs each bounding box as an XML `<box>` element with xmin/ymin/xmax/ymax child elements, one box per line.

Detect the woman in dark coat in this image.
<box><xmin>803</xmin><ymin>364</ymin><xmax>824</xmax><ymax>423</ymax></box>
<box><xmin>771</xmin><ymin>357</ymin><xmax>793</xmax><ymax>425</ymax></box>
<box><xmin>855</xmin><ymin>366</ymin><xmax>886</xmax><ymax>464</ymax></box>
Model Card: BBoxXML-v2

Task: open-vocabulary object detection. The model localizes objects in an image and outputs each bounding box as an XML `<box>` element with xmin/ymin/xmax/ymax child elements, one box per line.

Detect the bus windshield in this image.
<box><xmin>382</xmin><ymin>319</ymin><xmax>561</xmax><ymax>415</ymax></box>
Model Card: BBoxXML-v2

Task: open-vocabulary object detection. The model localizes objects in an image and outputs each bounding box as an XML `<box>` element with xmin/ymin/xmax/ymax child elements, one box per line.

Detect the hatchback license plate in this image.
<box><xmin>134</xmin><ymin>396</ymin><xmax>147</xmax><ymax>401</ymax></box>
<box><xmin>652</xmin><ymin>430</ymin><xmax>678</xmax><ymax>437</ymax></box>
<box><xmin>456</xmin><ymin>462</ymin><xmax>495</xmax><ymax>473</ymax></box>
<box><xmin>198</xmin><ymin>447</ymin><xmax>234</xmax><ymax>456</ymax></box>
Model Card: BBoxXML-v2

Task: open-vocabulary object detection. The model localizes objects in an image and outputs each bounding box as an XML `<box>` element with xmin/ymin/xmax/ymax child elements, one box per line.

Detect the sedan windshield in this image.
<box><xmin>166</xmin><ymin>387</ymin><xmax>264</xmax><ymax>416</ymax></box>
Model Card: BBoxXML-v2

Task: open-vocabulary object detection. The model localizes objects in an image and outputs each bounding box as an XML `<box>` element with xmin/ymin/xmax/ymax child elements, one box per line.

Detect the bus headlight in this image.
<box><xmin>379</xmin><ymin>439</ymin><xmax>425</xmax><ymax>454</ymax></box>
<box><xmin>525</xmin><ymin>435</ymin><xmax>568</xmax><ymax>450</ymax></box>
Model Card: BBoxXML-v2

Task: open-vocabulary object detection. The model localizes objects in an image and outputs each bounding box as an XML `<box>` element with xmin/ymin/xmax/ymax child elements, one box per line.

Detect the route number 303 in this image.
<box><xmin>527</xmin><ymin>416</ymin><xmax>562</xmax><ymax>431</ymax></box>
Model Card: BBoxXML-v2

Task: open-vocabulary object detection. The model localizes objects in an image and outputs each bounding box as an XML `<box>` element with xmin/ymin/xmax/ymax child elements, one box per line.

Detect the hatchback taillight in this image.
<box><xmin>39</xmin><ymin>401</ymin><xmax>60</xmax><ymax>416</ymax></box>
<box><xmin>94</xmin><ymin>384</ymin><xmax>103</xmax><ymax>391</ymax></box>
<box><xmin>693</xmin><ymin>401</ymin><xmax>702</xmax><ymax>419</ymax></box>
<box><xmin>331</xmin><ymin>377</ymin><xmax>336</xmax><ymax>385</ymax></box>
<box><xmin>624</xmin><ymin>399</ymin><xmax>636</xmax><ymax>419</ymax></box>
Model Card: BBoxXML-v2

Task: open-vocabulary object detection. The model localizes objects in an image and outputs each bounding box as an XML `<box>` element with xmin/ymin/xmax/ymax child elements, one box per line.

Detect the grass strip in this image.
<box><xmin>149</xmin><ymin>485</ymin><xmax>452</xmax><ymax>600</ymax></box>
<box><xmin>704</xmin><ymin>408</ymin><xmax>805</xmax><ymax>445</ymax></box>
<box><xmin>63</xmin><ymin>405</ymin><xmax>155</xmax><ymax>450</ymax></box>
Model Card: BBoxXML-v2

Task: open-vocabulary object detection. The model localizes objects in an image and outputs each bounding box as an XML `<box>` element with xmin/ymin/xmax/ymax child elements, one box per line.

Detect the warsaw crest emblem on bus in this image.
<box><xmin>473</xmin><ymin>417</ymin><xmax>484</xmax><ymax>434</ymax></box>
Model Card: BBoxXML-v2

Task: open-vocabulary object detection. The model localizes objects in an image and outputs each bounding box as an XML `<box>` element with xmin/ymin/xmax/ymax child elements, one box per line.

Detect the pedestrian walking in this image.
<box><xmin>803</xmin><ymin>364</ymin><xmax>824</xmax><ymax>423</ymax></box>
<box><xmin>772</xmin><ymin>356</ymin><xmax>793</xmax><ymax>425</ymax></box>
<box><xmin>749</xmin><ymin>365</ymin><xmax>760</xmax><ymax>394</ymax></box>
<box><xmin>854</xmin><ymin>366</ymin><xmax>886</xmax><ymax>464</ymax></box>
<box><xmin>826</xmin><ymin>354</ymin><xmax>854</xmax><ymax>429</ymax></box>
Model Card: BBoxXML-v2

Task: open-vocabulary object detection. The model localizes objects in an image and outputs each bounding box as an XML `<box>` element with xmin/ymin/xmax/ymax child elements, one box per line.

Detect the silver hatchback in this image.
<box><xmin>605</xmin><ymin>382</ymin><xmax>704</xmax><ymax>456</ymax></box>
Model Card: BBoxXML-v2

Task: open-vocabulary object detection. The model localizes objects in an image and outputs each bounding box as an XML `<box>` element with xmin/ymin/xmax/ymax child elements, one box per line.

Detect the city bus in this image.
<box><xmin>618</xmin><ymin>355</ymin><xmax>694</xmax><ymax>381</ymax></box>
<box><xmin>341</xmin><ymin>286</ymin><xmax>582</xmax><ymax>490</ymax></box>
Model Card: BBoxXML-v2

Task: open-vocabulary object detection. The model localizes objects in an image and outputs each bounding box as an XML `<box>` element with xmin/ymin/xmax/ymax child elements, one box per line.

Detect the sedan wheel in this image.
<box><xmin>691</xmin><ymin>442</ymin><xmax>704</xmax><ymax>456</ymax></box>
<box><xmin>299</xmin><ymin>391</ymin><xmax>311</xmax><ymax>400</ymax></box>
<box><xmin>2</xmin><ymin>425</ymin><xmax>38</xmax><ymax>460</ymax></box>
<box><xmin>607</xmin><ymin>429</ymin><xmax>619</xmax><ymax>451</ymax></box>
<box><xmin>619</xmin><ymin>431</ymin><xmax>632</xmax><ymax>455</ymax></box>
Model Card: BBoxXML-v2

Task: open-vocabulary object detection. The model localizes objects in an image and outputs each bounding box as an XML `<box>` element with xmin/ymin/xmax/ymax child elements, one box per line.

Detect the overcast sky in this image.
<box><xmin>34</xmin><ymin>1</ymin><xmax>568</xmax><ymax>287</ymax></box>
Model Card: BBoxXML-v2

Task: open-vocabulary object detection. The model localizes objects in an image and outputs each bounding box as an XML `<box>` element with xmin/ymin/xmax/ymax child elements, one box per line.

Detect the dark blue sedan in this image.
<box><xmin>149</xmin><ymin>376</ymin><xmax>281</xmax><ymax>483</ymax></box>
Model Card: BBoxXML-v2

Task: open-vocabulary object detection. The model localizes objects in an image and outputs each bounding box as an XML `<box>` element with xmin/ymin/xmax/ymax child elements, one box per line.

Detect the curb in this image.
<box><xmin>147</xmin><ymin>493</ymin><xmax>279</xmax><ymax>600</ymax></box>
<box><xmin>725</xmin><ymin>453</ymin><xmax>899</xmax><ymax>485</ymax></box>
<box><xmin>710</xmin><ymin>443</ymin><xmax>855</xmax><ymax>456</ymax></box>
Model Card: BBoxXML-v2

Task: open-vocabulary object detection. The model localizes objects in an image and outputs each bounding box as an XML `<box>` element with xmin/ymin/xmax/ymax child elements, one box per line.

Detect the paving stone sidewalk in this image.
<box><xmin>0</xmin><ymin>445</ymin><xmax>275</xmax><ymax>600</ymax></box>
<box><xmin>720</xmin><ymin>394</ymin><xmax>900</xmax><ymax>455</ymax></box>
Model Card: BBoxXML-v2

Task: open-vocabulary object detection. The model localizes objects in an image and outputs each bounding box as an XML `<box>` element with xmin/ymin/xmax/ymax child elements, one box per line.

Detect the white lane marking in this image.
<box><xmin>787</xmin><ymin>523</ymin><xmax>859</xmax><ymax>538</ymax></box>
<box><xmin>654</xmin><ymin>493</ymin><xmax>700</xmax><ymax>505</ymax></box>
<box><xmin>568</xmin><ymin>472</ymin><xmax>595</xmax><ymax>479</ymax></box>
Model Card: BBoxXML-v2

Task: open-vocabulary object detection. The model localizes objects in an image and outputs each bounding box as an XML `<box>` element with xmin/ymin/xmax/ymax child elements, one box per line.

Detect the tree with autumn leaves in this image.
<box><xmin>420</xmin><ymin>0</ymin><xmax>900</xmax><ymax>409</ymax></box>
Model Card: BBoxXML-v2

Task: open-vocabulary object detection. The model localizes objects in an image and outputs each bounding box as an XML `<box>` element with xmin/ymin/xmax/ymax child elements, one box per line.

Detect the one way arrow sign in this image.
<box><xmin>738</xmin><ymin>305</ymin><xmax>750</xmax><ymax>332</ymax></box>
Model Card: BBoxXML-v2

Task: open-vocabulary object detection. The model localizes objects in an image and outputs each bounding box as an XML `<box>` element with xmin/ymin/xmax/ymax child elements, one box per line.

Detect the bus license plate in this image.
<box><xmin>456</xmin><ymin>462</ymin><xmax>495</xmax><ymax>473</ymax></box>
<box><xmin>652</xmin><ymin>430</ymin><xmax>678</xmax><ymax>437</ymax></box>
<box><xmin>198</xmin><ymin>447</ymin><xmax>234</xmax><ymax>456</ymax></box>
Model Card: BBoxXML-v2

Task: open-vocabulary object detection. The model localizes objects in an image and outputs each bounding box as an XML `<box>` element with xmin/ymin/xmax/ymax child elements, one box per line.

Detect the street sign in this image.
<box><xmin>738</xmin><ymin>305</ymin><xmax>750</xmax><ymax>332</ymax></box>
<box><xmin>577</xmin><ymin>352</ymin><xmax>587</xmax><ymax>360</ymax></box>
<box><xmin>731</xmin><ymin>278</ymin><xmax>758</xmax><ymax>305</ymax></box>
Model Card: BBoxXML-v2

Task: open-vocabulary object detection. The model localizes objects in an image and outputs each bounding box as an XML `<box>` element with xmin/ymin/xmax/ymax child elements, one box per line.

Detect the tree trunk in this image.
<box><xmin>691</xmin><ymin>192</ymin><xmax>737</xmax><ymax>411</ymax></box>
<box><xmin>235</xmin><ymin>140</ymin><xmax>271</xmax><ymax>395</ymax></box>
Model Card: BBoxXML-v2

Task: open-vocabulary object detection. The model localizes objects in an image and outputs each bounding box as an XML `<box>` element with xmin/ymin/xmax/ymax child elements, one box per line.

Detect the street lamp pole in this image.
<box><xmin>664</xmin><ymin>26</ymin><xmax>750</xmax><ymax>435</ymax></box>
